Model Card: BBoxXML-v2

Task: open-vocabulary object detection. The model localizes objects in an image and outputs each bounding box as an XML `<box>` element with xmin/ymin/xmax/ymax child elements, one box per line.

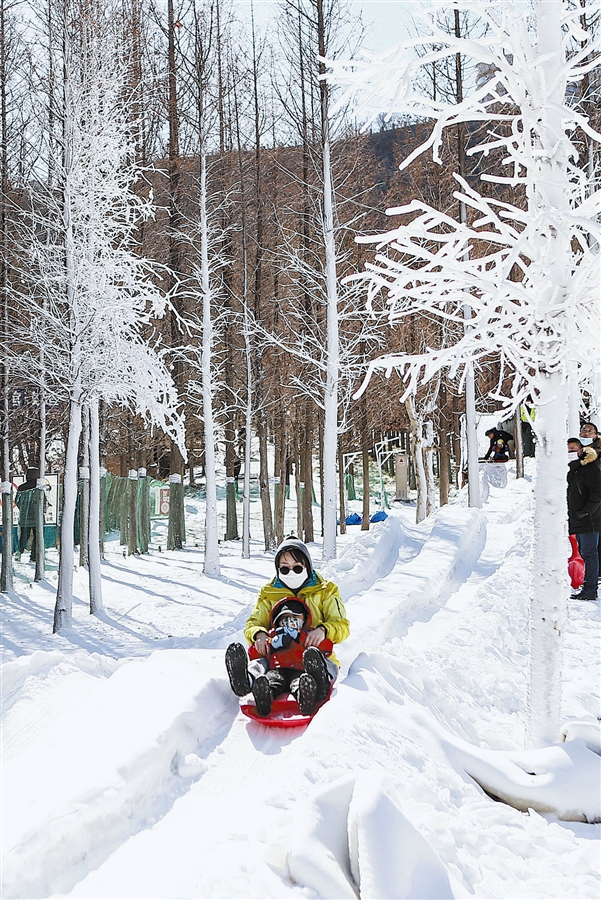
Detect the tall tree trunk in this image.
<box><xmin>34</xmin><ymin>381</ymin><xmax>47</xmax><ymax>581</ymax></box>
<box><xmin>220</xmin><ymin>31</ymin><xmax>238</xmax><ymax>542</ymax></box>
<box><xmin>242</xmin><ymin>369</ymin><xmax>252</xmax><ymax>558</ymax></box>
<box><xmin>338</xmin><ymin>438</ymin><xmax>346</xmax><ymax>535</ymax></box>
<box><xmin>361</xmin><ymin>395</ymin><xmax>370</xmax><ymax>531</ymax></box>
<box><xmin>79</xmin><ymin>404</ymin><xmax>90</xmax><ymax>568</ymax></box>
<box><xmin>54</xmin><ymin>395</ymin><xmax>82</xmax><ymax>632</ymax></box>
<box><xmin>257</xmin><ymin>409</ymin><xmax>275</xmax><ymax>550</ymax></box>
<box><xmin>317</xmin><ymin>0</ymin><xmax>338</xmax><ymax>561</ymax></box>
<box><xmin>515</xmin><ymin>408</ymin><xmax>524</xmax><ymax>479</ymax></box>
<box><xmin>423</xmin><ymin>419</ymin><xmax>436</xmax><ymax>517</ymax></box>
<box><xmin>166</xmin><ymin>0</ymin><xmax>185</xmax><ymax>550</ymax></box>
<box><xmin>274</xmin><ymin>410</ymin><xmax>287</xmax><ymax>545</ymax></box>
<box><xmin>250</xmin><ymin>13</ymin><xmax>275</xmax><ymax>553</ymax></box>
<box><xmin>406</xmin><ymin>394</ymin><xmax>427</xmax><ymax>524</ymax></box>
<box><xmin>455</xmin><ymin>9</ymin><xmax>480</xmax><ymax>510</ymax></box>
<box><xmin>233</xmin><ymin>76</ymin><xmax>253</xmax><ymax>560</ymax></box>
<box><xmin>88</xmin><ymin>396</ymin><xmax>103</xmax><ymax>613</ymax></box>
<box><xmin>526</xmin><ymin>371</ymin><xmax>568</xmax><ymax>747</ymax></box>
<box><xmin>199</xmin><ymin>150</ymin><xmax>220</xmax><ymax>575</ymax></box>
<box><xmin>295</xmin><ymin>445</ymin><xmax>303</xmax><ymax>538</ymax></box>
<box><xmin>127</xmin><ymin>468</ymin><xmax>138</xmax><ymax>556</ymax></box>
<box><xmin>0</xmin><ymin>0</ymin><xmax>12</xmax><ymax>592</ymax></box>
<box><xmin>438</xmin><ymin>377</ymin><xmax>450</xmax><ymax>507</ymax></box>
<box><xmin>301</xmin><ymin>404</ymin><xmax>314</xmax><ymax>543</ymax></box>
<box><xmin>54</xmin><ymin>41</ymin><xmax>81</xmax><ymax>630</ymax></box>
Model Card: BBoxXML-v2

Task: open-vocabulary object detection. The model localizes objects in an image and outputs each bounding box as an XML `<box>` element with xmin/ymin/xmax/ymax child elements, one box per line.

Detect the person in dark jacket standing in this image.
<box><xmin>15</xmin><ymin>468</ymin><xmax>39</xmax><ymax>558</ymax></box>
<box><xmin>567</xmin><ymin>439</ymin><xmax>601</xmax><ymax>601</ymax></box>
<box><xmin>579</xmin><ymin>421</ymin><xmax>601</xmax><ymax>584</ymax></box>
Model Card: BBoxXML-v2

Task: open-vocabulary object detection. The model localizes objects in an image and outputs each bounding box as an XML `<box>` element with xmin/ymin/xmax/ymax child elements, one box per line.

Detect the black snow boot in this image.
<box><xmin>225</xmin><ymin>643</ymin><xmax>251</xmax><ymax>697</ymax></box>
<box><xmin>296</xmin><ymin>673</ymin><xmax>318</xmax><ymax>716</ymax></box>
<box><xmin>303</xmin><ymin>646</ymin><xmax>330</xmax><ymax>703</ymax></box>
<box><xmin>252</xmin><ymin>674</ymin><xmax>273</xmax><ymax>717</ymax></box>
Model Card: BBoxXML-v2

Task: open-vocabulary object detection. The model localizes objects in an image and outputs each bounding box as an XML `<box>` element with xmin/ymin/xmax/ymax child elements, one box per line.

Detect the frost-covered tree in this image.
<box><xmin>13</xmin><ymin>0</ymin><xmax>184</xmax><ymax>630</ymax></box>
<box><xmin>332</xmin><ymin>0</ymin><xmax>601</xmax><ymax>746</ymax></box>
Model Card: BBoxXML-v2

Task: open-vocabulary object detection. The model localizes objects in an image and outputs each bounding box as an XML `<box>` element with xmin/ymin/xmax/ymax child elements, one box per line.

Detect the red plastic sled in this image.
<box><xmin>568</xmin><ymin>534</ymin><xmax>585</xmax><ymax>589</ymax></box>
<box><xmin>241</xmin><ymin>685</ymin><xmax>333</xmax><ymax>729</ymax></box>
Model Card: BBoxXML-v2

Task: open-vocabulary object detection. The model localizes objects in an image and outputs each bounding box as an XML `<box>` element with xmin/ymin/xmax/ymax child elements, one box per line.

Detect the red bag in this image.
<box><xmin>568</xmin><ymin>534</ymin><xmax>585</xmax><ymax>589</ymax></box>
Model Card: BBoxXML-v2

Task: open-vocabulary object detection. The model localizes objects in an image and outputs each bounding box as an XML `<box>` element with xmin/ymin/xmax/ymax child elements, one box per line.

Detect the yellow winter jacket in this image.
<box><xmin>244</xmin><ymin>573</ymin><xmax>349</xmax><ymax>666</ymax></box>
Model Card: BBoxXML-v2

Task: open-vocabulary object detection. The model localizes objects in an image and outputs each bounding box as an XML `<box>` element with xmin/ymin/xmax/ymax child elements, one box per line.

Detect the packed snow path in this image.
<box><xmin>1</xmin><ymin>473</ymin><xmax>600</xmax><ymax>899</ymax></box>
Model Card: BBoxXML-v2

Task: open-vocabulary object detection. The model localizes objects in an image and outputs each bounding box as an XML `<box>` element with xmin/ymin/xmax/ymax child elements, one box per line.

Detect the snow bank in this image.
<box><xmin>2</xmin><ymin>650</ymin><xmax>234</xmax><ymax>899</ymax></box>
<box><xmin>288</xmin><ymin>772</ymin><xmax>453</xmax><ymax>900</ymax></box>
<box><xmin>1</xmin><ymin>649</ymin><xmax>121</xmax><ymax>716</ymax></box>
<box><xmin>342</xmin><ymin>507</ymin><xmax>486</xmax><ymax>662</ymax></box>
<box><xmin>320</xmin><ymin>515</ymin><xmax>404</xmax><ymax>601</ymax></box>
<box><xmin>442</xmin><ymin>733</ymin><xmax>601</xmax><ymax>824</ymax></box>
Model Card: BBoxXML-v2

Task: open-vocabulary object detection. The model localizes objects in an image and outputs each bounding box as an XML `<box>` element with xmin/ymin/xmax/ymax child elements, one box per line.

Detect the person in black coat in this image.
<box><xmin>483</xmin><ymin>428</ymin><xmax>514</xmax><ymax>461</ymax></box>
<box><xmin>567</xmin><ymin>439</ymin><xmax>601</xmax><ymax>601</ymax></box>
<box><xmin>579</xmin><ymin>422</ymin><xmax>601</xmax><ymax>579</ymax></box>
<box><xmin>15</xmin><ymin>468</ymin><xmax>39</xmax><ymax>557</ymax></box>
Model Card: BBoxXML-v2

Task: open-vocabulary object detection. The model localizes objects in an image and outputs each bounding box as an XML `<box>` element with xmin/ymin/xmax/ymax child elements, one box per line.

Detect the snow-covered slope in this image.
<box><xmin>1</xmin><ymin>470</ymin><xmax>599</xmax><ymax>899</ymax></box>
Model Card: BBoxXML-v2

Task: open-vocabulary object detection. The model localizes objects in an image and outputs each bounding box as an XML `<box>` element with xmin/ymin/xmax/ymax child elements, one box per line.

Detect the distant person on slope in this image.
<box><xmin>15</xmin><ymin>468</ymin><xmax>40</xmax><ymax>559</ymax></box>
<box><xmin>567</xmin><ymin>438</ymin><xmax>601</xmax><ymax>602</ymax></box>
<box><xmin>225</xmin><ymin>536</ymin><xmax>349</xmax><ymax>717</ymax></box>
<box><xmin>483</xmin><ymin>428</ymin><xmax>514</xmax><ymax>461</ymax></box>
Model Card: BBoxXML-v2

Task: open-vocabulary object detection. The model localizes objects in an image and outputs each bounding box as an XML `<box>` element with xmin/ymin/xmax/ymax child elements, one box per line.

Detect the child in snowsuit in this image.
<box><xmin>225</xmin><ymin>536</ymin><xmax>349</xmax><ymax>717</ymax></box>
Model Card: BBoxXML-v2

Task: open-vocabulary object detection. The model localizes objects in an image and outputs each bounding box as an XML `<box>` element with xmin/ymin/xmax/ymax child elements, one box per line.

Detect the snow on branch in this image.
<box><xmin>333</xmin><ymin>0</ymin><xmax>601</xmax><ymax>409</ymax></box>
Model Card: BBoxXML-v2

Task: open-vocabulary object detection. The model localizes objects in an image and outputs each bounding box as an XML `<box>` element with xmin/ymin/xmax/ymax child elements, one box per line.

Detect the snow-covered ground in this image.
<box><xmin>1</xmin><ymin>462</ymin><xmax>600</xmax><ymax>899</ymax></box>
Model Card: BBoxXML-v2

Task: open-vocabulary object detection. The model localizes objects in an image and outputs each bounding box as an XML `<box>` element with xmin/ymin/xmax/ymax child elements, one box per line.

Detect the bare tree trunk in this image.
<box><xmin>515</xmin><ymin>407</ymin><xmax>524</xmax><ymax>480</ymax></box>
<box><xmin>274</xmin><ymin>411</ymin><xmax>287</xmax><ymax>545</ymax></box>
<box><xmin>317</xmin><ymin>0</ymin><xmax>338</xmax><ymax>561</ymax></box>
<box><xmin>0</xmin><ymin>0</ymin><xmax>12</xmax><ymax>592</ymax></box>
<box><xmin>34</xmin><ymin>382</ymin><xmax>47</xmax><ymax>581</ymax></box>
<box><xmin>250</xmin><ymin>12</ymin><xmax>275</xmax><ymax>553</ymax></box>
<box><xmin>127</xmin><ymin>468</ymin><xmax>138</xmax><ymax>556</ymax></box>
<box><xmin>233</xmin><ymin>75</ymin><xmax>253</xmax><ymax>560</ymax></box>
<box><xmin>54</xmin><ymin>395</ymin><xmax>82</xmax><ymax>632</ymax></box>
<box><xmin>423</xmin><ymin>419</ymin><xmax>436</xmax><ymax>517</ymax></box>
<box><xmin>406</xmin><ymin>394</ymin><xmax>427</xmax><ymax>524</ymax></box>
<box><xmin>455</xmin><ymin>9</ymin><xmax>480</xmax><ymax>510</ymax></box>
<box><xmin>301</xmin><ymin>404</ymin><xmax>314</xmax><ymax>543</ymax></box>
<box><xmin>438</xmin><ymin>377</ymin><xmax>450</xmax><ymax>506</ymax></box>
<box><xmin>166</xmin><ymin>0</ymin><xmax>185</xmax><ymax>550</ymax></box>
<box><xmin>361</xmin><ymin>395</ymin><xmax>370</xmax><ymax>531</ymax></box>
<box><xmin>88</xmin><ymin>396</ymin><xmax>103</xmax><ymax>613</ymax></box>
<box><xmin>219</xmin><ymin>15</ymin><xmax>238</xmax><ymax>542</ymax></box>
<box><xmin>257</xmin><ymin>409</ymin><xmax>275</xmax><ymax>550</ymax></box>
<box><xmin>295</xmin><ymin>446</ymin><xmax>303</xmax><ymax>538</ymax></box>
<box><xmin>338</xmin><ymin>438</ymin><xmax>346</xmax><ymax>535</ymax></box>
<box><xmin>526</xmin><ymin>371</ymin><xmax>568</xmax><ymax>747</ymax></box>
<box><xmin>199</xmin><ymin>150</ymin><xmax>219</xmax><ymax>575</ymax></box>
<box><xmin>79</xmin><ymin>403</ymin><xmax>90</xmax><ymax>568</ymax></box>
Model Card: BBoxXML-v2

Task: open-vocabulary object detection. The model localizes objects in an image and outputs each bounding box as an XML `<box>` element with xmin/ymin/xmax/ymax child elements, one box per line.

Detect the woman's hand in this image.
<box><xmin>304</xmin><ymin>626</ymin><xmax>326</xmax><ymax>647</ymax></box>
<box><xmin>254</xmin><ymin>632</ymin><xmax>270</xmax><ymax>657</ymax></box>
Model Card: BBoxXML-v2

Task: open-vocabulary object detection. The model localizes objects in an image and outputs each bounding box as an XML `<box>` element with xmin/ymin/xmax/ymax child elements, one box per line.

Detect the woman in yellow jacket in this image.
<box><xmin>226</xmin><ymin>536</ymin><xmax>349</xmax><ymax>717</ymax></box>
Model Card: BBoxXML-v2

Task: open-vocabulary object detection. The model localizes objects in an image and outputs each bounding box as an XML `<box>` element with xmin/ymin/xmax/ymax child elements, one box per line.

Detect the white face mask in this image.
<box><xmin>278</xmin><ymin>567</ymin><xmax>307</xmax><ymax>590</ymax></box>
<box><xmin>567</xmin><ymin>451</ymin><xmax>579</xmax><ymax>463</ymax></box>
<box><xmin>579</xmin><ymin>437</ymin><xmax>594</xmax><ymax>446</ymax></box>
